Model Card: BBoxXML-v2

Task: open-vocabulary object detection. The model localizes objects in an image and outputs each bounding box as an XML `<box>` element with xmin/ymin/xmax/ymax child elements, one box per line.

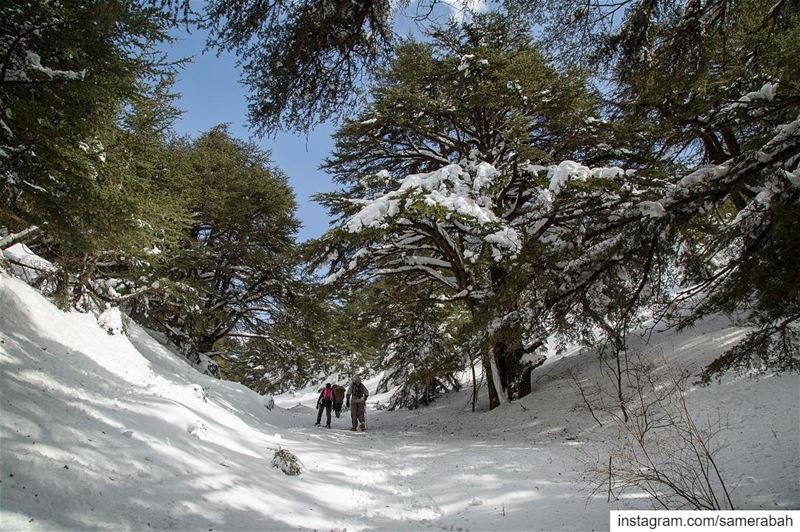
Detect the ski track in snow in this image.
<box><xmin>1</xmin><ymin>273</ymin><xmax>798</xmax><ymax>531</ymax></box>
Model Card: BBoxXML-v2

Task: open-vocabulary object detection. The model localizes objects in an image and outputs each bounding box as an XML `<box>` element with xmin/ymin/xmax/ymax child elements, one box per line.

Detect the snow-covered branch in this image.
<box><xmin>0</xmin><ymin>225</ymin><xmax>40</xmax><ymax>250</ymax></box>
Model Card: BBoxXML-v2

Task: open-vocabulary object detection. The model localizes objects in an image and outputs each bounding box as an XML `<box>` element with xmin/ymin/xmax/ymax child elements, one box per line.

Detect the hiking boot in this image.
<box><xmin>314</xmin><ymin>422</ymin><xmax>320</xmax><ymax>426</ymax></box>
<box><xmin>325</xmin><ymin>424</ymin><xmax>330</xmax><ymax>428</ymax></box>
<box><xmin>359</xmin><ymin>422</ymin><xmax>366</xmax><ymax>431</ymax></box>
<box><xmin>350</xmin><ymin>426</ymin><xmax>357</xmax><ymax>431</ymax></box>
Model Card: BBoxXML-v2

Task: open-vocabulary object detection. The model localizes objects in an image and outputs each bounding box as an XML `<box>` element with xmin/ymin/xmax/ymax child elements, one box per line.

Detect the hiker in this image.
<box><xmin>315</xmin><ymin>383</ymin><xmax>334</xmax><ymax>428</ymax></box>
<box><xmin>346</xmin><ymin>376</ymin><xmax>369</xmax><ymax>431</ymax></box>
<box><xmin>332</xmin><ymin>384</ymin><xmax>346</xmax><ymax>418</ymax></box>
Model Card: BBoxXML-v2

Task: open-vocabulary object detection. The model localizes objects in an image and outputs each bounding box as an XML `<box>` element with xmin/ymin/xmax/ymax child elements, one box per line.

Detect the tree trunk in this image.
<box><xmin>193</xmin><ymin>336</ymin><xmax>221</xmax><ymax>377</ymax></box>
<box><xmin>483</xmin><ymin>330</ymin><xmax>527</xmax><ymax>409</ymax></box>
<box><xmin>196</xmin><ymin>336</ymin><xmax>217</xmax><ymax>361</ymax></box>
<box><xmin>483</xmin><ymin>266</ymin><xmax>527</xmax><ymax>408</ymax></box>
<box><xmin>517</xmin><ymin>355</ymin><xmax>546</xmax><ymax>399</ymax></box>
<box><xmin>490</xmin><ymin>324</ymin><xmax>526</xmax><ymax>404</ymax></box>
<box><xmin>489</xmin><ymin>354</ymin><xmax>508</xmax><ymax>406</ymax></box>
<box><xmin>484</xmin><ymin>349</ymin><xmax>501</xmax><ymax>410</ymax></box>
<box><xmin>471</xmin><ymin>358</ymin><xmax>478</xmax><ymax>412</ymax></box>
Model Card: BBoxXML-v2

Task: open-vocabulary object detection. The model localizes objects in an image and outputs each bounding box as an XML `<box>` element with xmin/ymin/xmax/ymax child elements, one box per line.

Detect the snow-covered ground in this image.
<box><xmin>1</xmin><ymin>272</ymin><xmax>798</xmax><ymax>531</ymax></box>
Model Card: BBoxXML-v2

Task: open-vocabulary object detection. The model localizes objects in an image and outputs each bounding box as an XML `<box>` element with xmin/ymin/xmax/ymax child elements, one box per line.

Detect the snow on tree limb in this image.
<box><xmin>0</xmin><ymin>225</ymin><xmax>40</xmax><ymax>250</ymax></box>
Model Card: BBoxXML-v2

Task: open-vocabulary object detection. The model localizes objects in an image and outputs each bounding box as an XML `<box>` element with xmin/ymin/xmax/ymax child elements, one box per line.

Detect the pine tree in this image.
<box><xmin>1</xmin><ymin>0</ymin><xmax>180</xmax><ymax>307</ymax></box>
<box><xmin>313</xmin><ymin>14</ymin><xmax>626</xmax><ymax>409</ymax></box>
<box><xmin>609</xmin><ymin>0</ymin><xmax>800</xmax><ymax>377</ymax></box>
<box><xmin>372</xmin><ymin>283</ymin><xmax>465</xmax><ymax>410</ymax></box>
<box><xmin>136</xmin><ymin>126</ymin><xmax>302</xmax><ymax>373</ymax></box>
<box><xmin>508</xmin><ymin>0</ymin><xmax>800</xmax><ymax>377</ymax></box>
<box><xmin>219</xmin><ymin>282</ymin><xmax>349</xmax><ymax>394</ymax></box>
<box><xmin>196</xmin><ymin>0</ymin><xmax>396</xmax><ymax>133</ymax></box>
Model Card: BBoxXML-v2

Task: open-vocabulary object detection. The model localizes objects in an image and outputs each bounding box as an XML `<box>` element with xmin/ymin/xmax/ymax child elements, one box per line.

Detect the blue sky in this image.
<box><xmin>162</xmin><ymin>28</ymin><xmax>339</xmax><ymax>242</ymax></box>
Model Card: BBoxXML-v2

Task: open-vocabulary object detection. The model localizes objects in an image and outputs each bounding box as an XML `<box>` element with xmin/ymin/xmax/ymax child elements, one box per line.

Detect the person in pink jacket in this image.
<box><xmin>315</xmin><ymin>383</ymin><xmax>334</xmax><ymax>428</ymax></box>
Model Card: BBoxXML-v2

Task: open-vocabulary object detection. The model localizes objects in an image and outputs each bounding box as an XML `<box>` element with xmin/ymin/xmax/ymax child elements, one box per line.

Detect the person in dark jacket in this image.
<box><xmin>315</xmin><ymin>383</ymin><xmax>334</xmax><ymax>428</ymax></box>
<box><xmin>346</xmin><ymin>376</ymin><xmax>369</xmax><ymax>431</ymax></box>
<box><xmin>332</xmin><ymin>384</ymin><xmax>346</xmax><ymax>418</ymax></box>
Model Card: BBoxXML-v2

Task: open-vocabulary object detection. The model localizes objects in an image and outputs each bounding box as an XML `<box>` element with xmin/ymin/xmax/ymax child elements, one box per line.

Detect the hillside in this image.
<box><xmin>1</xmin><ymin>273</ymin><xmax>798</xmax><ymax>531</ymax></box>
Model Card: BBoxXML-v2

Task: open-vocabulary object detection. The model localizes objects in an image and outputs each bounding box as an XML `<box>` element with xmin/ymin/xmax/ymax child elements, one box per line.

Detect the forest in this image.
<box><xmin>3</xmin><ymin>0</ymin><xmax>797</xmax><ymax>406</ymax></box>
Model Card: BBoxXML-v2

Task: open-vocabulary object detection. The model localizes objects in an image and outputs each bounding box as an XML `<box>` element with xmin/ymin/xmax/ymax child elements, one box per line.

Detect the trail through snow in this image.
<box><xmin>1</xmin><ymin>273</ymin><xmax>798</xmax><ymax>531</ymax></box>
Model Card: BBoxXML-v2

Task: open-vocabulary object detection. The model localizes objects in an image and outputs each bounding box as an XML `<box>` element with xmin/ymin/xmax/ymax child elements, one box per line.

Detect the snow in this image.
<box><xmin>1</xmin><ymin>243</ymin><xmax>55</xmax><ymax>283</ymax></box>
<box><xmin>457</xmin><ymin>54</ymin><xmax>475</xmax><ymax>73</ymax></box>
<box><xmin>522</xmin><ymin>160</ymin><xmax>625</xmax><ymax>195</ymax></box>
<box><xmin>638</xmin><ymin>200</ymin><xmax>667</xmax><ymax>218</ymax></box>
<box><xmin>717</xmin><ymin>82</ymin><xmax>779</xmax><ymax>116</ymax></box>
<box><xmin>97</xmin><ymin>306</ymin><xmax>124</xmax><ymax>336</ymax></box>
<box><xmin>21</xmin><ymin>51</ymin><xmax>86</xmax><ymax>81</ymax></box>
<box><xmin>346</xmin><ymin>196</ymin><xmax>401</xmax><ymax>231</ymax></box>
<box><xmin>739</xmin><ymin>82</ymin><xmax>778</xmax><ymax>103</ymax></box>
<box><xmin>784</xmin><ymin>168</ymin><xmax>800</xmax><ymax>188</ymax></box>
<box><xmin>679</xmin><ymin>164</ymin><xmax>729</xmax><ymax>188</ymax></box>
<box><xmin>1</xmin><ymin>273</ymin><xmax>798</xmax><ymax>530</ymax></box>
<box><xmin>345</xmin><ymin>164</ymin><xmax>501</xmax><ymax>232</ymax></box>
<box><xmin>548</xmin><ymin>161</ymin><xmax>587</xmax><ymax>193</ymax></box>
<box><xmin>484</xmin><ymin>227</ymin><xmax>522</xmax><ymax>257</ymax></box>
<box><xmin>472</xmin><ymin>161</ymin><xmax>499</xmax><ymax>190</ymax></box>
<box><xmin>456</xmin><ymin>53</ymin><xmax>489</xmax><ymax>76</ymax></box>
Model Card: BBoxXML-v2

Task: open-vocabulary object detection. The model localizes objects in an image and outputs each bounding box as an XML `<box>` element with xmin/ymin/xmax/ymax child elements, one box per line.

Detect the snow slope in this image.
<box><xmin>1</xmin><ymin>272</ymin><xmax>798</xmax><ymax>531</ymax></box>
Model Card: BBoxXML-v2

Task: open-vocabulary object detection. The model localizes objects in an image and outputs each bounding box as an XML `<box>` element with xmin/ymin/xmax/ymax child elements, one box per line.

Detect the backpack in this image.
<box><xmin>353</xmin><ymin>383</ymin><xmax>366</xmax><ymax>402</ymax></box>
<box><xmin>322</xmin><ymin>387</ymin><xmax>334</xmax><ymax>401</ymax></box>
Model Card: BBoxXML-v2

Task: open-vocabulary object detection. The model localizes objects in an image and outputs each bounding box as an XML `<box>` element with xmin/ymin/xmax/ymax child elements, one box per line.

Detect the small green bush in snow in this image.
<box><xmin>272</xmin><ymin>448</ymin><xmax>301</xmax><ymax>476</ymax></box>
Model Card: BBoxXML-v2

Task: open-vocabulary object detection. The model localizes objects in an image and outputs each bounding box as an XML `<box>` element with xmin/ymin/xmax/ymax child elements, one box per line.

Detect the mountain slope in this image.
<box><xmin>1</xmin><ymin>273</ymin><xmax>798</xmax><ymax>531</ymax></box>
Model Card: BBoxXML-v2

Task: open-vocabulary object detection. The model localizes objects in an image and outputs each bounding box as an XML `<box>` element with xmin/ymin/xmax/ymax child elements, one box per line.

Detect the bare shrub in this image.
<box><xmin>581</xmin><ymin>356</ymin><xmax>734</xmax><ymax>510</ymax></box>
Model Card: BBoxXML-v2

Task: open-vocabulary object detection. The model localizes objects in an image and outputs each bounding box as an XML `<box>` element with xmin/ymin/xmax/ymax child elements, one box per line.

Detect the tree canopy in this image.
<box><xmin>2</xmin><ymin>0</ymin><xmax>797</xmax><ymax>404</ymax></box>
<box><xmin>313</xmin><ymin>6</ymin><xmax>799</xmax><ymax>408</ymax></box>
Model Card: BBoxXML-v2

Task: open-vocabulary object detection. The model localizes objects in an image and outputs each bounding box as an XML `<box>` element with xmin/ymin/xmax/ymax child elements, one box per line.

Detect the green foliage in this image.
<box><xmin>1</xmin><ymin>1</ymin><xmax>349</xmax><ymax>388</ymax></box>
<box><xmin>508</xmin><ymin>0</ymin><xmax>800</xmax><ymax>378</ymax></box>
<box><xmin>611</xmin><ymin>0</ymin><xmax>800</xmax><ymax>376</ymax></box>
<box><xmin>1</xmin><ymin>0</ymin><xmax>184</xmax><ymax>308</ymax></box>
<box><xmin>1</xmin><ymin>0</ymin><xmax>174</xmax><ymax>229</ymax></box>
<box><xmin>4</xmin><ymin>0</ymin><xmax>794</xmax><ymax>397</ymax></box>
<box><xmin>0</xmin><ymin>2</ymin><xmax>318</xmax><ymax>384</ymax></box>
<box><xmin>219</xmin><ymin>284</ymin><xmax>357</xmax><ymax>394</ymax></box>
<box><xmin>376</xmin><ymin>289</ymin><xmax>465</xmax><ymax>410</ymax></box>
<box><xmin>323</xmin><ymin>12</ymin><xmax>605</xmax><ymax>190</ymax></box>
<box><xmin>315</xmin><ymin>14</ymin><xmax>616</xmax><ymax>408</ymax></box>
<box><xmin>198</xmin><ymin>0</ymin><xmax>395</xmax><ymax>133</ymax></box>
<box><xmin>133</xmin><ymin>126</ymin><xmax>302</xmax><ymax>369</ymax></box>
